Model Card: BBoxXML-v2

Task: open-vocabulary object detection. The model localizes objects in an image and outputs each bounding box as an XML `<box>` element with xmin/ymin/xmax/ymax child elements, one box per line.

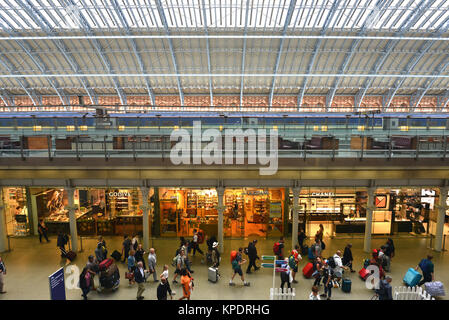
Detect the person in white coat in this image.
<box><xmin>147</xmin><ymin>248</ymin><xmax>158</xmax><ymax>282</ymax></box>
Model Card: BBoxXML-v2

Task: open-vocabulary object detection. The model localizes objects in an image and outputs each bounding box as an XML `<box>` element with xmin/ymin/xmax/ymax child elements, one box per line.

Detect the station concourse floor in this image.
<box><xmin>0</xmin><ymin>235</ymin><xmax>448</xmax><ymax>300</ymax></box>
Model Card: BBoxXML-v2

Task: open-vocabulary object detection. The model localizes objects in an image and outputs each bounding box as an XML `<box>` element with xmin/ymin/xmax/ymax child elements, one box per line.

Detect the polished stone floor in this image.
<box><xmin>0</xmin><ymin>234</ymin><xmax>447</xmax><ymax>300</ymax></box>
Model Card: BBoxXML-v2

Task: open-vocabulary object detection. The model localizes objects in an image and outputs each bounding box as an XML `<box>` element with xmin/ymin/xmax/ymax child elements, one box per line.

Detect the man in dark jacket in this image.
<box><xmin>57</xmin><ymin>232</ymin><xmax>69</xmax><ymax>258</ymax></box>
<box><xmin>157</xmin><ymin>276</ymin><xmax>173</xmax><ymax>300</ymax></box>
<box><xmin>377</xmin><ymin>276</ymin><xmax>393</xmax><ymax>300</ymax></box>
<box><xmin>342</xmin><ymin>243</ymin><xmax>355</xmax><ymax>272</ymax></box>
<box><xmin>134</xmin><ymin>261</ymin><xmax>145</xmax><ymax>300</ymax></box>
<box><xmin>246</xmin><ymin>240</ymin><xmax>260</xmax><ymax>274</ymax></box>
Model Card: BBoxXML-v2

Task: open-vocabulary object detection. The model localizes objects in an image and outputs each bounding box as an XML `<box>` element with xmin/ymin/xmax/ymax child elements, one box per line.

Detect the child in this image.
<box><xmin>309</xmin><ymin>285</ymin><xmax>321</xmax><ymax>300</ymax></box>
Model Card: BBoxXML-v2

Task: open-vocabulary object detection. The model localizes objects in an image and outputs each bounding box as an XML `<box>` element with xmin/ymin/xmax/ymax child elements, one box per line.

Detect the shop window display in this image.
<box><xmin>2</xmin><ymin>187</ymin><xmax>30</xmax><ymax>236</ymax></box>
<box><xmin>32</xmin><ymin>187</ymin><xmax>146</xmax><ymax>236</ymax></box>
<box><xmin>158</xmin><ymin>187</ymin><xmax>284</xmax><ymax>239</ymax></box>
<box><xmin>159</xmin><ymin>188</ymin><xmax>218</xmax><ymax>237</ymax></box>
<box><xmin>224</xmin><ymin>188</ymin><xmax>285</xmax><ymax>238</ymax></box>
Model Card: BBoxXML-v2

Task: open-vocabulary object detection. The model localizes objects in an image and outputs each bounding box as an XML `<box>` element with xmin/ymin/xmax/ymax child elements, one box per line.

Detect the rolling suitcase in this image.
<box><xmin>308</xmin><ymin>247</ymin><xmax>315</xmax><ymax>260</ymax></box>
<box><xmin>208</xmin><ymin>267</ymin><xmax>219</xmax><ymax>283</ymax></box>
<box><xmin>66</xmin><ymin>250</ymin><xmax>76</xmax><ymax>262</ymax></box>
<box><xmin>111</xmin><ymin>250</ymin><xmax>122</xmax><ymax>261</ymax></box>
<box><xmin>342</xmin><ymin>278</ymin><xmax>352</xmax><ymax>293</ymax></box>
<box><xmin>359</xmin><ymin>268</ymin><xmax>370</xmax><ymax>281</ymax></box>
<box><xmin>403</xmin><ymin>268</ymin><xmax>422</xmax><ymax>287</ymax></box>
<box><xmin>424</xmin><ymin>281</ymin><xmax>445</xmax><ymax>297</ymax></box>
<box><xmin>302</xmin><ymin>262</ymin><xmax>314</xmax><ymax>278</ymax></box>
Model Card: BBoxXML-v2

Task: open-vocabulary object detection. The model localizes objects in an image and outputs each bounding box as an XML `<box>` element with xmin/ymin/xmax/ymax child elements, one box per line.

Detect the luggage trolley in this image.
<box><xmin>95</xmin><ymin>260</ymin><xmax>120</xmax><ymax>293</ymax></box>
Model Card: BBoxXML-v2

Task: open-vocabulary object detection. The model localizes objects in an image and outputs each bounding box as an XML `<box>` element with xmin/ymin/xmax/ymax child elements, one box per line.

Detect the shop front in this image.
<box><xmin>1</xmin><ymin>187</ymin><xmax>30</xmax><ymax>236</ymax></box>
<box><xmin>289</xmin><ymin>186</ymin><xmax>443</xmax><ymax>238</ymax></box>
<box><xmin>31</xmin><ymin>187</ymin><xmax>149</xmax><ymax>237</ymax></box>
<box><xmin>159</xmin><ymin>188</ymin><xmax>218</xmax><ymax>238</ymax></box>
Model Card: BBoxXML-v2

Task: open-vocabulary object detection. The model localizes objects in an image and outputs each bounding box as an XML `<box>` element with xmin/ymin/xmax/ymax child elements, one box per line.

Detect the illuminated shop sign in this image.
<box><xmin>311</xmin><ymin>192</ymin><xmax>335</xmax><ymax>197</ymax></box>
<box><xmin>245</xmin><ymin>190</ymin><xmax>269</xmax><ymax>195</ymax></box>
<box><xmin>108</xmin><ymin>191</ymin><xmax>131</xmax><ymax>197</ymax></box>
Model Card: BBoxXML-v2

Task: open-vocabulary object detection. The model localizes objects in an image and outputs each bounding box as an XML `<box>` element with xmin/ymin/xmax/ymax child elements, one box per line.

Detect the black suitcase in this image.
<box><xmin>111</xmin><ymin>250</ymin><xmax>122</xmax><ymax>261</ymax></box>
<box><xmin>66</xmin><ymin>250</ymin><xmax>77</xmax><ymax>262</ymax></box>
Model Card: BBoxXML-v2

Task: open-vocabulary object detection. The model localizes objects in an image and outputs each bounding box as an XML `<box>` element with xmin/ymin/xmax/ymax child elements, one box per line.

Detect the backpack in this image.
<box><xmin>244</xmin><ymin>247</ymin><xmax>249</xmax><ymax>255</ymax></box>
<box><xmin>273</xmin><ymin>242</ymin><xmax>281</xmax><ymax>255</ymax></box>
<box><xmin>232</xmin><ymin>259</ymin><xmax>239</xmax><ymax>270</ymax></box>
<box><xmin>288</xmin><ymin>255</ymin><xmax>296</xmax><ymax>268</ymax></box>
<box><xmin>327</xmin><ymin>256</ymin><xmax>336</xmax><ymax>269</ymax></box>
<box><xmin>230</xmin><ymin>250</ymin><xmax>238</xmax><ymax>262</ymax></box>
<box><xmin>197</xmin><ymin>231</ymin><xmax>205</xmax><ymax>244</ymax></box>
<box><xmin>363</xmin><ymin>258</ymin><xmax>370</xmax><ymax>269</ymax></box>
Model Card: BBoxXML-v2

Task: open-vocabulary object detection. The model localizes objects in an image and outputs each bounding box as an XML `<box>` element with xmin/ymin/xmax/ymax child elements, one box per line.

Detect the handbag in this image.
<box><xmin>321</xmin><ymin>242</ymin><xmax>326</xmax><ymax>250</ymax></box>
<box><xmin>125</xmin><ymin>272</ymin><xmax>134</xmax><ymax>280</ymax></box>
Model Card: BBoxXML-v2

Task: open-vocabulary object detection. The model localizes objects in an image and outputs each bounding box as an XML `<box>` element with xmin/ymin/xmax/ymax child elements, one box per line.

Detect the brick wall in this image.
<box><xmin>301</xmin><ymin>96</ymin><xmax>325</xmax><ymax>112</ymax></box>
<box><xmin>3</xmin><ymin>94</ymin><xmax>442</xmax><ymax>113</ymax></box>
<box><xmin>330</xmin><ymin>96</ymin><xmax>354</xmax><ymax>112</ymax></box>
<box><xmin>415</xmin><ymin>96</ymin><xmax>437</xmax><ymax>112</ymax></box>
<box><xmin>389</xmin><ymin>97</ymin><xmax>410</xmax><ymax>112</ymax></box>
<box><xmin>359</xmin><ymin>96</ymin><xmax>382</xmax><ymax>111</ymax></box>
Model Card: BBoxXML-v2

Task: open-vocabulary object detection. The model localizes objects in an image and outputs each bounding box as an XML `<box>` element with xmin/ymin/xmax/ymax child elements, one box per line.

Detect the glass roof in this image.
<box><xmin>0</xmin><ymin>0</ymin><xmax>448</xmax><ymax>31</ymax></box>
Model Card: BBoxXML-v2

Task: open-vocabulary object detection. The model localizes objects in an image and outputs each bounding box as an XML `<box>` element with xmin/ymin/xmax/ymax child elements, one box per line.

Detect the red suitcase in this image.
<box><xmin>99</xmin><ymin>258</ymin><xmax>113</xmax><ymax>271</ymax></box>
<box><xmin>359</xmin><ymin>268</ymin><xmax>370</xmax><ymax>280</ymax></box>
<box><xmin>302</xmin><ymin>262</ymin><xmax>314</xmax><ymax>278</ymax></box>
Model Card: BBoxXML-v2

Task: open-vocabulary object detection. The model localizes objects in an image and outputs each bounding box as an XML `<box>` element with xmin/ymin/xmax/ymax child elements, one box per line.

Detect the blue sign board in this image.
<box><xmin>49</xmin><ymin>267</ymin><xmax>66</xmax><ymax>300</ymax></box>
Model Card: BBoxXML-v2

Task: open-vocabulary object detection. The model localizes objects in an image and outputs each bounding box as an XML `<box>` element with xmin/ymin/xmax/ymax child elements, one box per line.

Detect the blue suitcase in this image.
<box><xmin>308</xmin><ymin>246</ymin><xmax>315</xmax><ymax>260</ymax></box>
<box><xmin>342</xmin><ymin>279</ymin><xmax>352</xmax><ymax>293</ymax></box>
<box><xmin>403</xmin><ymin>268</ymin><xmax>422</xmax><ymax>287</ymax></box>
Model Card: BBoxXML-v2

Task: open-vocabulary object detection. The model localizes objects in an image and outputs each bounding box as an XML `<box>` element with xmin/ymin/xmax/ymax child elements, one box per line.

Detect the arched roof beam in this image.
<box><xmin>297</xmin><ymin>0</ymin><xmax>341</xmax><ymax>110</ymax></box>
<box><xmin>155</xmin><ymin>0</ymin><xmax>184</xmax><ymax>106</ymax></box>
<box><xmin>354</xmin><ymin>0</ymin><xmax>433</xmax><ymax>111</ymax></box>
<box><xmin>326</xmin><ymin>0</ymin><xmax>387</xmax><ymax>111</ymax></box>
<box><xmin>111</xmin><ymin>0</ymin><xmax>155</xmax><ymax>106</ymax></box>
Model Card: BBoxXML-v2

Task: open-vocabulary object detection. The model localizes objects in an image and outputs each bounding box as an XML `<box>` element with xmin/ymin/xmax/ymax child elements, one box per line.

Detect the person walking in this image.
<box><xmin>376</xmin><ymin>275</ymin><xmax>393</xmax><ymax>300</ymax></box>
<box><xmin>94</xmin><ymin>242</ymin><xmax>106</xmax><ymax>263</ymax></box>
<box><xmin>385</xmin><ymin>238</ymin><xmax>395</xmax><ymax>259</ymax></box>
<box><xmin>157</xmin><ymin>276</ymin><xmax>173</xmax><ymax>300</ymax></box>
<box><xmin>127</xmin><ymin>250</ymin><xmax>136</xmax><ymax>285</ymax></box>
<box><xmin>279</xmin><ymin>258</ymin><xmax>292</xmax><ymax>290</ymax></box>
<box><xmin>134</xmin><ymin>244</ymin><xmax>146</xmax><ymax>270</ymax></box>
<box><xmin>0</xmin><ymin>256</ymin><xmax>6</xmax><ymax>294</ymax></box>
<box><xmin>211</xmin><ymin>242</ymin><xmax>221</xmax><ymax>268</ymax></box>
<box><xmin>298</xmin><ymin>228</ymin><xmax>307</xmax><ymax>249</ymax></box>
<box><xmin>38</xmin><ymin>219</ymin><xmax>50</xmax><ymax>243</ymax></box>
<box><xmin>134</xmin><ymin>261</ymin><xmax>146</xmax><ymax>300</ymax></box>
<box><xmin>56</xmin><ymin>231</ymin><xmax>69</xmax><ymax>258</ymax></box>
<box><xmin>86</xmin><ymin>255</ymin><xmax>98</xmax><ymax>290</ymax></box>
<box><xmin>229</xmin><ymin>248</ymin><xmax>250</xmax><ymax>286</ymax></box>
<box><xmin>79</xmin><ymin>267</ymin><xmax>92</xmax><ymax>300</ymax></box>
<box><xmin>332</xmin><ymin>250</ymin><xmax>349</xmax><ymax>284</ymax></box>
<box><xmin>179</xmin><ymin>268</ymin><xmax>193</xmax><ymax>300</ymax></box>
<box><xmin>173</xmin><ymin>249</ymin><xmax>187</xmax><ymax>284</ymax></box>
<box><xmin>191</xmin><ymin>229</ymin><xmax>204</xmax><ymax>257</ymax></box>
<box><xmin>320</xmin><ymin>261</ymin><xmax>334</xmax><ymax>300</ymax></box>
<box><xmin>289</xmin><ymin>246</ymin><xmax>301</xmax><ymax>284</ymax></box>
<box><xmin>313</xmin><ymin>238</ymin><xmax>322</xmax><ymax>259</ymax></box>
<box><xmin>312</xmin><ymin>257</ymin><xmax>324</xmax><ymax>287</ymax></box>
<box><xmin>122</xmin><ymin>235</ymin><xmax>132</xmax><ymax>263</ymax></box>
<box><xmin>132</xmin><ymin>234</ymin><xmax>139</xmax><ymax>251</ymax></box>
<box><xmin>246</xmin><ymin>240</ymin><xmax>260</xmax><ymax>274</ymax></box>
<box><xmin>273</xmin><ymin>237</ymin><xmax>285</xmax><ymax>260</ymax></box>
<box><xmin>416</xmin><ymin>254</ymin><xmax>435</xmax><ymax>286</ymax></box>
<box><xmin>342</xmin><ymin>243</ymin><xmax>355</xmax><ymax>272</ymax></box>
<box><xmin>147</xmin><ymin>248</ymin><xmax>158</xmax><ymax>283</ymax></box>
